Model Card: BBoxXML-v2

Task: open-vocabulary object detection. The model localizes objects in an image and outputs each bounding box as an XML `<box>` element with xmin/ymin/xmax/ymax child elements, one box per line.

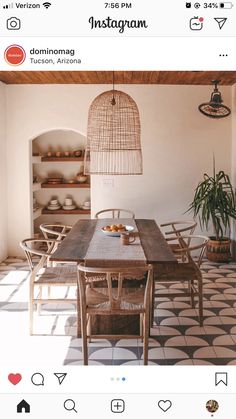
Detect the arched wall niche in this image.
<box><xmin>30</xmin><ymin>128</ymin><xmax>90</xmax><ymax>237</ymax></box>
<box><xmin>32</xmin><ymin>128</ymin><xmax>87</xmax><ymax>155</ymax></box>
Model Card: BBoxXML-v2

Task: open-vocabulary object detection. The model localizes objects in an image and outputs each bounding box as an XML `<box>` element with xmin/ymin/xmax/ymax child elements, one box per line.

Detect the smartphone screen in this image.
<box><xmin>0</xmin><ymin>0</ymin><xmax>236</xmax><ymax>417</ymax></box>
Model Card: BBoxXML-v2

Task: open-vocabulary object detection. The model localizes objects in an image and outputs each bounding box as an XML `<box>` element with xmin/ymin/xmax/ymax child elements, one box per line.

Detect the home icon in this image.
<box><xmin>17</xmin><ymin>399</ymin><xmax>30</xmax><ymax>413</ymax></box>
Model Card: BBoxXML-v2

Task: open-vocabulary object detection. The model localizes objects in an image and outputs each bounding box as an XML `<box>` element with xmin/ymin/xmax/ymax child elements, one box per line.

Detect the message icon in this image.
<box><xmin>31</xmin><ymin>372</ymin><xmax>44</xmax><ymax>386</ymax></box>
<box><xmin>215</xmin><ymin>372</ymin><xmax>228</xmax><ymax>386</ymax></box>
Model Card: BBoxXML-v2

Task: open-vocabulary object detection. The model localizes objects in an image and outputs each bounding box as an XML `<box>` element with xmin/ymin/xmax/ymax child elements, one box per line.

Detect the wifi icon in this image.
<box><xmin>43</xmin><ymin>2</ymin><xmax>51</xmax><ymax>8</ymax></box>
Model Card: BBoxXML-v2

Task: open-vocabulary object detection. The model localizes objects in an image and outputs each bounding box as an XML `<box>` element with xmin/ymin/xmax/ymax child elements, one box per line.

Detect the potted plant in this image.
<box><xmin>188</xmin><ymin>163</ymin><xmax>236</xmax><ymax>262</ymax></box>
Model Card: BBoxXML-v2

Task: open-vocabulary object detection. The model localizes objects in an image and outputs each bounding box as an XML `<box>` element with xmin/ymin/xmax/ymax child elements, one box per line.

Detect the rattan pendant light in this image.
<box><xmin>84</xmin><ymin>73</ymin><xmax>142</xmax><ymax>175</ymax></box>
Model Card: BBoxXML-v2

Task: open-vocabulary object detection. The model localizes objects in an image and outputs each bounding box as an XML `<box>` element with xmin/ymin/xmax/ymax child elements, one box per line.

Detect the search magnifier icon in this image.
<box><xmin>64</xmin><ymin>399</ymin><xmax>77</xmax><ymax>413</ymax></box>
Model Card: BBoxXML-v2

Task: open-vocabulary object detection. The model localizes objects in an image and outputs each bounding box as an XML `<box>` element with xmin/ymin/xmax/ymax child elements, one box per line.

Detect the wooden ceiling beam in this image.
<box><xmin>0</xmin><ymin>71</ymin><xmax>236</xmax><ymax>85</ymax></box>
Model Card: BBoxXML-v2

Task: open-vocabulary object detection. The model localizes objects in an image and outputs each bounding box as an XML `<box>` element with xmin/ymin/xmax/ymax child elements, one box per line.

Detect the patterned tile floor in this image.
<box><xmin>1</xmin><ymin>257</ymin><xmax>236</xmax><ymax>365</ymax></box>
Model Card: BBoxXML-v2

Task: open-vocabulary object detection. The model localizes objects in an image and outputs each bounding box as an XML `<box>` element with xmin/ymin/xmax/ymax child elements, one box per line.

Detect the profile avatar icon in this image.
<box><xmin>206</xmin><ymin>399</ymin><xmax>219</xmax><ymax>414</ymax></box>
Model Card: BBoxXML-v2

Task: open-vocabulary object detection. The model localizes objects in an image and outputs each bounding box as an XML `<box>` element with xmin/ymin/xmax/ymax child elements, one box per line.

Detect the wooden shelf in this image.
<box><xmin>42</xmin><ymin>208</ymin><xmax>91</xmax><ymax>215</ymax></box>
<box><xmin>32</xmin><ymin>146</ymin><xmax>90</xmax><ymax>226</ymax></box>
<box><xmin>41</xmin><ymin>156</ymin><xmax>85</xmax><ymax>162</ymax></box>
<box><xmin>41</xmin><ymin>183</ymin><xmax>90</xmax><ymax>189</ymax></box>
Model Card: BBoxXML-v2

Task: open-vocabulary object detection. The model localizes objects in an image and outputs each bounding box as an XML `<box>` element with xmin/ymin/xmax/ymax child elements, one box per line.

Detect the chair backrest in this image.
<box><xmin>77</xmin><ymin>263</ymin><xmax>152</xmax><ymax>312</ymax></box>
<box><xmin>95</xmin><ymin>209</ymin><xmax>135</xmax><ymax>219</ymax></box>
<box><xmin>161</xmin><ymin>220</ymin><xmax>197</xmax><ymax>237</ymax></box>
<box><xmin>20</xmin><ymin>238</ymin><xmax>59</xmax><ymax>271</ymax></box>
<box><xmin>40</xmin><ymin>224</ymin><xmax>72</xmax><ymax>240</ymax></box>
<box><xmin>166</xmin><ymin>234</ymin><xmax>209</xmax><ymax>267</ymax></box>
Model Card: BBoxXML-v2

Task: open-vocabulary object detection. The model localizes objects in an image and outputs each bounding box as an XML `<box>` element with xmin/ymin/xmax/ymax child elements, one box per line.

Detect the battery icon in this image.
<box><xmin>219</xmin><ymin>2</ymin><xmax>234</xmax><ymax>7</ymax></box>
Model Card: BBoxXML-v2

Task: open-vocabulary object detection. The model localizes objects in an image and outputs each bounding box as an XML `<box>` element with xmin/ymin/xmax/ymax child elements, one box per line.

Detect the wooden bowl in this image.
<box><xmin>77</xmin><ymin>175</ymin><xmax>87</xmax><ymax>183</ymax></box>
<box><xmin>74</xmin><ymin>150</ymin><xmax>82</xmax><ymax>157</ymax></box>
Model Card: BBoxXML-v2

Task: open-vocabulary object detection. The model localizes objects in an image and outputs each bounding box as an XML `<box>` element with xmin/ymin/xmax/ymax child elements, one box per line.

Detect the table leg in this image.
<box><xmin>149</xmin><ymin>266</ymin><xmax>155</xmax><ymax>334</ymax></box>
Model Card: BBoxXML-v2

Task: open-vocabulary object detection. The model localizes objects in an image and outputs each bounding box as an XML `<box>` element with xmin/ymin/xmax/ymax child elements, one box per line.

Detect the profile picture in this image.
<box><xmin>206</xmin><ymin>400</ymin><xmax>219</xmax><ymax>413</ymax></box>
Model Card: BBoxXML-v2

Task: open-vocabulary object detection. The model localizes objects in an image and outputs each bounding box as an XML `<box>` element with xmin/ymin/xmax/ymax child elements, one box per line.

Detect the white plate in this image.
<box><xmin>47</xmin><ymin>205</ymin><xmax>61</xmax><ymax>211</ymax></box>
<box><xmin>62</xmin><ymin>205</ymin><xmax>76</xmax><ymax>210</ymax></box>
<box><xmin>101</xmin><ymin>225</ymin><xmax>134</xmax><ymax>237</ymax></box>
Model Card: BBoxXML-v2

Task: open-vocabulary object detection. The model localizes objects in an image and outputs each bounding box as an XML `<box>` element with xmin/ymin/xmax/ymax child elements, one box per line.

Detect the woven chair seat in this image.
<box><xmin>153</xmin><ymin>234</ymin><xmax>206</xmax><ymax>327</ymax></box>
<box><xmin>77</xmin><ymin>263</ymin><xmax>153</xmax><ymax>365</ymax></box>
<box><xmin>85</xmin><ymin>273</ymin><xmax>107</xmax><ymax>283</ymax></box>
<box><xmin>85</xmin><ymin>270</ymin><xmax>146</xmax><ymax>281</ymax></box>
<box><xmin>157</xmin><ymin>264</ymin><xmax>199</xmax><ymax>281</ymax></box>
<box><xmin>118</xmin><ymin>269</ymin><xmax>146</xmax><ymax>281</ymax></box>
<box><xmin>20</xmin><ymin>237</ymin><xmax>81</xmax><ymax>335</ymax></box>
<box><xmin>36</xmin><ymin>266</ymin><xmax>77</xmax><ymax>285</ymax></box>
<box><xmin>155</xmin><ymin>263</ymin><xmax>199</xmax><ymax>281</ymax></box>
<box><xmin>86</xmin><ymin>286</ymin><xmax>145</xmax><ymax>312</ymax></box>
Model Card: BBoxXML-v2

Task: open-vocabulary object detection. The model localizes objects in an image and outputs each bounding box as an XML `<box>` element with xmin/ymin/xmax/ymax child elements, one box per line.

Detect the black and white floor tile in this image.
<box><xmin>1</xmin><ymin>257</ymin><xmax>236</xmax><ymax>365</ymax></box>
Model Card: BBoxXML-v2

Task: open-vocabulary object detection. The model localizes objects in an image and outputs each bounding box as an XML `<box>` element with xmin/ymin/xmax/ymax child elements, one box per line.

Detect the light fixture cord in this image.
<box><xmin>213</xmin><ymin>79</ymin><xmax>219</xmax><ymax>92</ymax></box>
<box><xmin>111</xmin><ymin>71</ymin><xmax>116</xmax><ymax>105</ymax></box>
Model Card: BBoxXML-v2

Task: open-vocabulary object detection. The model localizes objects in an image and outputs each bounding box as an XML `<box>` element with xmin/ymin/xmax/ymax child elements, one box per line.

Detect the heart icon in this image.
<box><xmin>158</xmin><ymin>400</ymin><xmax>172</xmax><ymax>412</ymax></box>
<box><xmin>8</xmin><ymin>373</ymin><xmax>22</xmax><ymax>385</ymax></box>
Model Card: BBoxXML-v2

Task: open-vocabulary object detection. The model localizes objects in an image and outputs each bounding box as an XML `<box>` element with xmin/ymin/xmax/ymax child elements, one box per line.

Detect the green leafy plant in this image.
<box><xmin>188</xmin><ymin>163</ymin><xmax>236</xmax><ymax>241</ymax></box>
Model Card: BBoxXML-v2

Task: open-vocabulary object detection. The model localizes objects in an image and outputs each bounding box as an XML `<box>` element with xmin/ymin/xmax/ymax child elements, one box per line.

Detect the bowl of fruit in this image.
<box><xmin>101</xmin><ymin>224</ymin><xmax>134</xmax><ymax>237</ymax></box>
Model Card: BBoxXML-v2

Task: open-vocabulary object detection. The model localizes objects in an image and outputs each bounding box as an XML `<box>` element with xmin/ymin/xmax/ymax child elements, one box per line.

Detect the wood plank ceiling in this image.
<box><xmin>0</xmin><ymin>71</ymin><xmax>236</xmax><ymax>85</ymax></box>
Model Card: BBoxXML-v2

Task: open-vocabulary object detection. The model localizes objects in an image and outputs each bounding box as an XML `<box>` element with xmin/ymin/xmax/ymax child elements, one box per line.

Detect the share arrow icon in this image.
<box><xmin>54</xmin><ymin>373</ymin><xmax>67</xmax><ymax>385</ymax></box>
<box><xmin>214</xmin><ymin>17</ymin><xmax>227</xmax><ymax>29</ymax></box>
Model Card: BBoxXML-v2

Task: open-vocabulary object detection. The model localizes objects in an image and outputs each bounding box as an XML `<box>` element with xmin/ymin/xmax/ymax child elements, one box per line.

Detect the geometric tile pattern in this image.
<box><xmin>1</xmin><ymin>257</ymin><xmax>236</xmax><ymax>365</ymax></box>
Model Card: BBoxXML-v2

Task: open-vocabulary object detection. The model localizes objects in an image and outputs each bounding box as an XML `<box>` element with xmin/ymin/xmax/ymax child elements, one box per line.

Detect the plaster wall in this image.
<box><xmin>0</xmin><ymin>82</ymin><xmax>7</xmax><ymax>261</ymax></box>
<box><xmin>5</xmin><ymin>84</ymin><xmax>232</xmax><ymax>256</ymax></box>
<box><xmin>231</xmin><ymin>84</ymin><xmax>236</xmax><ymax>256</ymax></box>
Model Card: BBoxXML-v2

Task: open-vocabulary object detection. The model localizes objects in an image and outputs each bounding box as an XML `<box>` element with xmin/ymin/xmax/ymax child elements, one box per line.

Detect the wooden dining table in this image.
<box><xmin>51</xmin><ymin>218</ymin><xmax>177</xmax><ymax>335</ymax></box>
<box><xmin>51</xmin><ymin>218</ymin><xmax>176</xmax><ymax>266</ymax></box>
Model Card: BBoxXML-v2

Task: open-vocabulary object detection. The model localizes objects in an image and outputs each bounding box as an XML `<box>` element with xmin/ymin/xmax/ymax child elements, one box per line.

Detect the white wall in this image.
<box><xmin>92</xmin><ymin>85</ymin><xmax>232</xmax><ymax>225</ymax></box>
<box><xmin>0</xmin><ymin>82</ymin><xmax>7</xmax><ymax>262</ymax></box>
<box><xmin>5</xmin><ymin>84</ymin><xmax>232</xmax><ymax>256</ymax></box>
<box><xmin>231</xmin><ymin>84</ymin><xmax>236</xmax><ymax>256</ymax></box>
<box><xmin>6</xmin><ymin>84</ymin><xmax>106</xmax><ymax>256</ymax></box>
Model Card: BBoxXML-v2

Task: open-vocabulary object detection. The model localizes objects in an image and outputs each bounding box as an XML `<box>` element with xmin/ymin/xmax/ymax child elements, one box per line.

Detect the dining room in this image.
<box><xmin>1</xmin><ymin>70</ymin><xmax>236</xmax><ymax>366</ymax></box>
